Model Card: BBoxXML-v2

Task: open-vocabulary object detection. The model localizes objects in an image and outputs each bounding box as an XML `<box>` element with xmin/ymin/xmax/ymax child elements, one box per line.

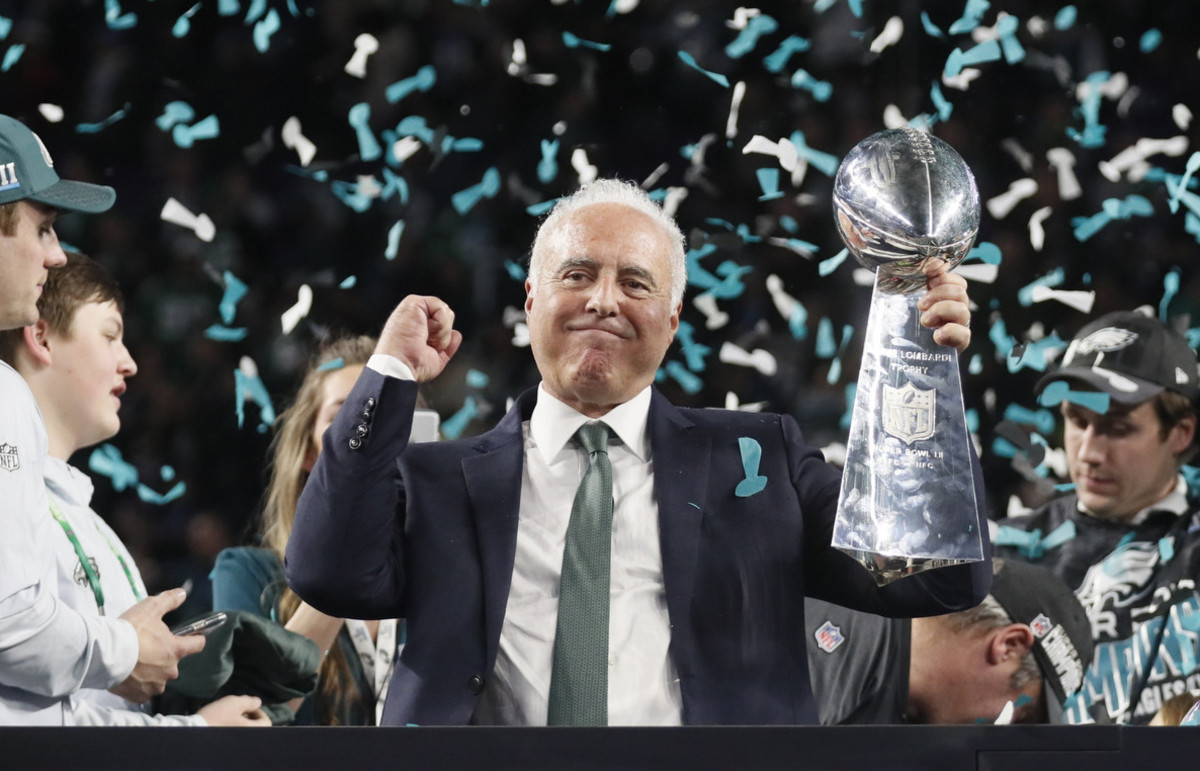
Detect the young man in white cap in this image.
<box><xmin>995</xmin><ymin>309</ymin><xmax>1200</xmax><ymax>724</ymax></box>
<box><xmin>0</xmin><ymin>113</ymin><xmax>204</xmax><ymax>725</ymax></box>
<box><xmin>805</xmin><ymin>558</ymin><xmax>1094</xmax><ymax>725</ymax></box>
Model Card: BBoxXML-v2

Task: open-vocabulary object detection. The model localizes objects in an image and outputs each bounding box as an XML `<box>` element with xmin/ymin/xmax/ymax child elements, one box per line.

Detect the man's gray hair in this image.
<box><xmin>941</xmin><ymin>594</ymin><xmax>1041</xmax><ymax>692</ymax></box>
<box><xmin>528</xmin><ymin>178</ymin><xmax>688</xmax><ymax>307</ymax></box>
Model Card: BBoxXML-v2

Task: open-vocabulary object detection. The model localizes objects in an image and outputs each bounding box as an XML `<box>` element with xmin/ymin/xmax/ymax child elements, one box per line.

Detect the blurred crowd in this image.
<box><xmin>2</xmin><ymin>0</ymin><xmax>1199</xmax><ymax>620</ymax></box>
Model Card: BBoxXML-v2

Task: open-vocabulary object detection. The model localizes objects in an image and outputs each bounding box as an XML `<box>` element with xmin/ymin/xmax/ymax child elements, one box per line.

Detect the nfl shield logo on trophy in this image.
<box><xmin>882</xmin><ymin>383</ymin><xmax>935</xmax><ymax>444</ymax></box>
<box><xmin>0</xmin><ymin>442</ymin><xmax>19</xmax><ymax>472</ymax></box>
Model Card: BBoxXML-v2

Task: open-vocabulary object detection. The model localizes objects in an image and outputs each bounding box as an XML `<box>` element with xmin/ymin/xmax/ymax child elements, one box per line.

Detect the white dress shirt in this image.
<box><xmin>0</xmin><ymin>363</ymin><xmax>137</xmax><ymax>726</ymax></box>
<box><xmin>471</xmin><ymin>384</ymin><xmax>682</xmax><ymax>725</ymax></box>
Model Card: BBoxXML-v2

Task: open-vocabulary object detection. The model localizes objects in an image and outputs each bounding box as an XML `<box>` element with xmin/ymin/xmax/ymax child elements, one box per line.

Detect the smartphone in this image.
<box><xmin>410</xmin><ymin>409</ymin><xmax>440</xmax><ymax>444</ymax></box>
<box><xmin>171</xmin><ymin>611</ymin><xmax>228</xmax><ymax>636</ymax></box>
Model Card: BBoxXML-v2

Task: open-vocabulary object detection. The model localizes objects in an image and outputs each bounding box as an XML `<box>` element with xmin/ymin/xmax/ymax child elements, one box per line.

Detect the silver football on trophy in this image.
<box><xmin>833</xmin><ymin>127</ymin><xmax>980</xmax><ymax>293</ymax></box>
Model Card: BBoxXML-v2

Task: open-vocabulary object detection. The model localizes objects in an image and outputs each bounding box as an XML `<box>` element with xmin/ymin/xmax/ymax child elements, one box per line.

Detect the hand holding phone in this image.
<box><xmin>171</xmin><ymin>611</ymin><xmax>228</xmax><ymax>636</ymax></box>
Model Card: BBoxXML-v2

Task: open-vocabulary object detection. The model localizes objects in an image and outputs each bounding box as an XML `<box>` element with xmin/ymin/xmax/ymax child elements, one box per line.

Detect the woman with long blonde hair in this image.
<box><xmin>211</xmin><ymin>334</ymin><xmax>401</xmax><ymax>725</ymax></box>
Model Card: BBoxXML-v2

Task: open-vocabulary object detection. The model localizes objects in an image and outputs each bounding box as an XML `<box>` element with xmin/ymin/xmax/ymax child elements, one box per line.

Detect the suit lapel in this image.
<box><xmin>463</xmin><ymin>390</ymin><xmax>535</xmax><ymax>668</ymax></box>
<box><xmin>648</xmin><ymin>390</ymin><xmax>708</xmax><ymax>648</ymax></box>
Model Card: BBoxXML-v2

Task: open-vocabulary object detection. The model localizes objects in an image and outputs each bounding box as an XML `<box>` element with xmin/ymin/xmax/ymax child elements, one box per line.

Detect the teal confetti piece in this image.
<box><xmin>1159</xmin><ymin>537</ymin><xmax>1175</xmax><ymax>564</ymax></box>
<box><xmin>244</xmin><ymin>0</ymin><xmax>267</xmax><ymax>24</ymax></box>
<box><xmin>818</xmin><ymin>248</ymin><xmax>849</xmax><ymax>277</ymax></box>
<box><xmin>787</xmin><ymin>300</ymin><xmax>809</xmax><ymax>340</ymax></box>
<box><xmin>814</xmin><ymin>0</ymin><xmax>836</xmax><ymax>11</ymax></box>
<box><xmin>789</xmin><ymin>131</ymin><xmax>839</xmax><ymax>177</ymax></box>
<box><xmin>677</xmin><ymin>51</ymin><xmax>729</xmax><ymax>88</ymax></box>
<box><xmin>1014</xmin><ymin>694</ymin><xmax>1033</xmax><ymax>708</ymax></box>
<box><xmin>385</xmin><ymin>219</ymin><xmax>405</xmax><ymax>260</ymax></box>
<box><xmin>234</xmin><ymin>368</ymin><xmax>276</xmax><ymax>429</ymax></box>
<box><xmin>316</xmin><ymin>357</ymin><xmax>345</xmax><ymax>372</ymax></box>
<box><xmin>396</xmin><ymin>115</ymin><xmax>434</xmax><ymax>143</ymax></box>
<box><xmin>992</xmin><ymin>436</ymin><xmax>1019</xmax><ymax>460</ymax></box>
<box><xmin>675</xmin><ymin>320</ymin><xmax>711</xmax><ymax>372</ymax></box>
<box><xmin>944</xmin><ymin>38</ymin><xmax>1002</xmax><ymax>78</ymax></box>
<box><xmin>253</xmin><ymin>8</ymin><xmax>280</xmax><ymax>53</ymax></box>
<box><xmin>562</xmin><ymin>31</ymin><xmax>611</xmax><ymax>51</ymax></box>
<box><xmin>919</xmin><ymin>12</ymin><xmax>943</xmax><ymax>38</ymax></box>
<box><xmin>994</xmin><ymin>521</ymin><xmax>1076</xmax><ymax>560</ymax></box>
<box><xmin>725</xmin><ymin>14</ymin><xmax>777</xmax><ymax>59</ymax></box>
<box><xmin>756</xmin><ymin>168</ymin><xmax>783</xmax><ymax>201</ymax></box>
<box><xmin>160</xmin><ymin>465</ymin><xmax>176</xmax><ymax>482</ymax></box>
<box><xmin>0</xmin><ymin>16</ymin><xmax>11</xmax><ymax>40</ymax></box>
<box><xmin>840</xmin><ymin>383</ymin><xmax>856</xmax><ymax>430</ymax></box>
<box><xmin>762</xmin><ymin>35</ymin><xmax>810</xmax><ymax>73</ymax></box>
<box><xmin>948</xmin><ymin>0</ymin><xmax>990</xmax><ymax>35</ymax></box>
<box><xmin>526</xmin><ymin>199</ymin><xmax>558</xmax><ymax>216</ymax></box>
<box><xmin>966</xmin><ymin>408</ymin><xmax>979</xmax><ymax>433</ymax></box>
<box><xmin>1038</xmin><ymin>381</ymin><xmax>1111</xmax><ymax>413</ymax></box>
<box><xmin>204</xmin><ymin>324</ymin><xmax>248</xmax><ymax>342</ymax></box>
<box><xmin>380</xmin><ymin>167</ymin><xmax>410</xmax><ymax>204</ymax></box>
<box><xmin>930</xmin><ymin>81</ymin><xmax>952</xmax><ymax>123</ymax></box>
<box><xmin>968</xmin><ymin>354</ymin><xmax>982</xmax><ymax>374</ymax></box>
<box><xmin>219</xmin><ymin>271</ymin><xmax>248</xmax><ymax>324</ymax></box>
<box><xmin>173</xmin><ymin>4</ymin><xmax>201</xmax><ymax>37</ymax></box>
<box><xmin>156</xmin><ymin>101</ymin><xmax>195</xmax><ymax>131</ymax></box>
<box><xmin>734</xmin><ymin>437</ymin><xmax>768</xmax><ymax>497</ymax></box>
<box><xmin>385</xmin><ymin>65</ymin><xmax>436</xmax><ymax>104</ymax></box>
<box><xmin>1166</xmin><ymin>153</ymin><xmax>1200</xmax><ymax>214</ymax></box>
<box><xmin>1003</xmin><ymin>403</ymin><xmax>1056</xmax><ymax>435</ymax></box>
<box><xmin>451</xmin><ymin>167</ymin><xmax>501</xmax><ymax>214</ymax></box>
<box><xmin>137</xmin><ymin>481</ymin><xmax>187</xmax><ymax>505</ymax></box>
<box><xmin>503</xmin><ymin>260</ymin><xmax>526</xmax><ymax>281</ymax></box>
<box><xmin>1067</xmin><ymin>71</ymin><xmax>1111</xmax><ymax>148</ymax></box>
<box><xmin>172</xmin><ymin>114</ymin><xmax>220</xmax><ymax>148</ymax></box>
<box><xmin>538</xmin><ymin>139</ymin><xmax>559</xmax><ymax>184</ymax></box>
<box><xmin>88</xmin><ymin>444</ymin><xmax>139</xmax><ymax>492</ymax></box>
<box><xmin>339</xmin><ymin>275</ymin><xmax>357</xmax><ymax>289</ymax></box>
<box><xmin>1</xmin><ymin>43</ymin><xmax>24</xmax><ymax>71</ymax></box>
<box><xmin>815</xmin><ymin>317</ymin><xmax>836</xmax><ymax>358</ymax></box>
<box><xmin>330</xmin><ymin>179</ymin><xmax>373</xmax><ymax>212</ymax></box>
<box><xmin>75</xmin><ymin>104</ymin><xmax>130</xmax><ymax>134</ymax></box>
<box><xmin>348</xmin><ymin>103</ymin><xmax>382</xmax><ymax>162</ymax></box>
<box><xmin>790</xmin><ymin>69</ymin><xmax>832</xmax><ymax>102</ymax></box>
<box><xmin>779</xmin><ymin>215</ymin><xmax>799</xmax><ymax>233</ymax></box>
<box><xmin>219</xmin><ymin>0</ymin><xmax>240</xmax><ymax>16</ymax></box>
<box><xmin>104</xmin><ymin>0</ymin><xmax>137</xmax><ymax>30</ymax></box>
<box><xmin>1161</xmin><ymin>269</ymin><xmax>1180</xmax><ymax>321</ymax></box>
<box><xmin>662</xmin><ymin>360</ymin><xmax>703</xmax><ymax>394</ymax></box>
<box><xmin>466</xmin><ymin>369</ymin><xmax>490</xmax><ymax>388</ymax></box>
<box><xmin>1054</xmin><ymin>6</ymin><xmax>1077</xmax><ymax>30</ymax></box>
<box><xmin>440</xmin><ymin>396</ymin><xmax>479</xmax><ymax>440</ymax></box>
<box><xmin>965</xmin><ymin>241</ymin><xmax>1002</xmax><ymax>265</ymax></box>
<box><xmin>995</xmin><ymin>14</ymin><xmax>1025</xmax><ymax>64</ymax></box>
<box><xmin>1140</xmin><ymin>28</ymin><xmax>1162</xmax><ymax>54</ymax></box>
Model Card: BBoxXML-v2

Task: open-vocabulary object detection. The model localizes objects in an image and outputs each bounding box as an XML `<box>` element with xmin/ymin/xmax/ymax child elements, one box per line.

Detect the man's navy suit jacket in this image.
<box><xmin>287</xmin><ymin>369</ymin><xmax>992</xmax><ymax>726</ymax></box>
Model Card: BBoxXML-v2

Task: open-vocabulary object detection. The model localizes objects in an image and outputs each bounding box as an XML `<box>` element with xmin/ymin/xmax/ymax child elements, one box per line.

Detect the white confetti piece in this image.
<box><xmin>724</xmin><ymin>392</ymin><xmax>767</xmax><ymax>412</ymax></box>
<box><xmin>344</xmin><ymin>33</ymin><xmax>379</xmax><ymax>78</ymax></box>
<box><xmin>660</xmin><ymin>186</ymin><xmax>688</xmax><ymax>218</ymax></box>
<box><xmin>994</xmin><ymin>700</ymin><xmax>1014</xmax><ymax>725</ymax></box>
<box><xmin>882</xmin><ymin>103</ymin><xmax>908</xmax><ymax>128</ymax></box>
<box><xmin>955</xmin><ymin>263</ymin><xmax>999</xmax><ymax>284</ymax></box>
<box><xmin>571</xmin><ymin>147</ymin><xmax>597</xmax><ymax>184</ymax></box>
<box><xmin>281</xmin><ymin>116</ymin><xmax>317</xmax><ymax>166</ymax></box>
<box><xmin>726</xmin><ymin>8</ymin><xmax>761</xmax><ymax>30</ymax></box>
<box><xmin>719</xmin><ymin>341</ymin><xmax>777</xmax><ymax>376</ymax></box>
<box><xmin>1045</xmin><ymin>147</ymin><xmax>1082</xmax><ymax>200</ymax></box>
<box><xmin>726</xmin><ymin>80</ymin><xmax>746</xmax><ymax>139</ymax></box>
<box><xmin>1000</xmin><ymin>138</ymin><xmax>1033</xmax><ymax>172</ymax></box>
<box><xmin>869</xmin><ymin>16</ymin><xmax>904</xmax><ymax>53</ymax></box>
<box><xmin>1028</xmin><ymin>206</ymin><xmax>1052</xmax><ymax>251</ymax></box>
<box><xmin>941</xmin><ymin>67</ymin><xmax>982</xmax><ymax>91</ymax></box>
<box><xmin>391</xmin><ymin>135</ymin><xmax>423</xmax><ymax>163</ymax></box>
<box><xmin>160</xmin><ymin>197</ymin><xmax>216</xmax><ymax>242</ymax></box>
<box><xmin>742</xmin><ymin>134</ymin><xmax>798</xmax><ymax>173</ymax></box>
<box><xmin>1173</xmin><ymin>103</ymin><xmax>1193</xmax><ymax>130</ymax></box>
<box><xmin>281</xmin><ymin>284</ymin><xmax>313</xmax><ymax>334</ymax></box>
<box><xmin>38</xmin><ymin>103</ymin><xmax>64</xmax><ymax>123</ymax></box>
<box><xmin>1097</xmin><ymin>136</ymin><xmax>1187</xmax><ymax>182</ymax></box>
<box><xmin>987</xmin><ymin>178</ymin><xmax>1038</xmax><ymax>219</ymax></box>
<box><xmin>692</xmin><ymin>293</ymin><xmax>729</xmax><ymax>330</ymax></box>
<box><xmin>765</xmin><ymin>274</ymin><xmax>800</xmax><ymax>320</ymax></box>
<box><xmin>511</xmin><ymin>322</ymin><xmax>530</xmax><ymax>347</ymax></box>
<box><xmin>1029</xmin><ymin>285</ymin><xmax>1096</xmax><ymax>313</ymax></box>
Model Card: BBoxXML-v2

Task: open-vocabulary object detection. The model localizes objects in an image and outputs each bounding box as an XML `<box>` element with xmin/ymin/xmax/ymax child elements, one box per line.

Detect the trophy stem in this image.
<box><xmin>831</xmin><ymin>276</ymin><xmax>985</xmax><ymax>586</ymax></box>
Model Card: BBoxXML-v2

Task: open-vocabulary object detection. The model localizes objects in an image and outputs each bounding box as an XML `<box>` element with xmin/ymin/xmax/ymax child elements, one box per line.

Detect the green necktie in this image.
<box><xmin>547</xmin><ymin>422</ymin><xmax>614</xmax><ymax>726</ymax></box>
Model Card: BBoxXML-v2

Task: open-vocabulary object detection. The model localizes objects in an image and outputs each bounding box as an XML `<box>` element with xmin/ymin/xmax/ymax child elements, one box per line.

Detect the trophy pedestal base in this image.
<box><xmin>838</xmin><ymin>549</ymin><xmax>970</xmax><ymax>587</ymax></box>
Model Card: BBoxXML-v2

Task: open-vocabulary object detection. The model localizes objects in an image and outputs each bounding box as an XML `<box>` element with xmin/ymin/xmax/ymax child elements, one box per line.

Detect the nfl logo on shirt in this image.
<box><xmin>814</xmin><ymin>620</ymin><xmax>845</xmax><ymax>653</ymax></box>
<box><xmin>0</xmin><ymin>442</ymin><xmax>19</xmax><ymax>472</ymax></box>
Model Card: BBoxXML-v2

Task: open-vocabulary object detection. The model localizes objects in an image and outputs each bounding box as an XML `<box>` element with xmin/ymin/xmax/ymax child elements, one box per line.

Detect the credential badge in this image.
<box><xmin>814</xmin><ymin>620</ymin><xmax>845</xmax><ymax>653</ymax></box>
<box><xmin>882</xmin><ymin>382</ymin><xmax>936</xmax><ymax>444</ymax></box>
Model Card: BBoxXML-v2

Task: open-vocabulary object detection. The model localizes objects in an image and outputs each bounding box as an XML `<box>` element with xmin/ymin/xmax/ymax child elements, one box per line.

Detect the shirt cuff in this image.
<box><xmin>367</xmin><ymin>354</ymin><xmax>415</xmax><ymax>382</ymax></box>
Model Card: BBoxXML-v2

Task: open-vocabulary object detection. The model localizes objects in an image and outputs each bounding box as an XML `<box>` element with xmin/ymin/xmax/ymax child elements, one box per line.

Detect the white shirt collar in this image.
<box><xmin>44</xmin><ymin>456</ymin><xmax>95</xmax><ymax>507</ymax></box>
<box><xmin>529</xmin><ymin>383</ymin><xmax>651</xmax><ymax>464</ymax></box>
